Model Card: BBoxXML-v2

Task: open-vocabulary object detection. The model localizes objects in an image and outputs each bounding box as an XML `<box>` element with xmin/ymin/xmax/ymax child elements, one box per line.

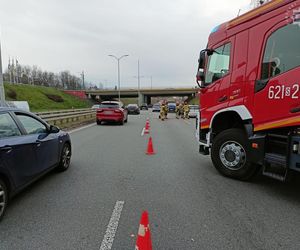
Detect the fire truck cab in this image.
<box><xmin>196</xmin><ymin>0</ymin><xmax>300</xmax><ymax>181</ymax></box>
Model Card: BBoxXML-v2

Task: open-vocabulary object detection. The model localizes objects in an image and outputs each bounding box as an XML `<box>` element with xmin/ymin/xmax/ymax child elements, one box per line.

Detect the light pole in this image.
<box><xmin>108</xmin><ymin>54</ymin><xmax>129</xmax><ymax>102</ymax></box>
<box><xmin>81</xmin><ymin>71</ymin><xmax>85</xmax><ymax>89</ymax></box>
<box><xmin>0</xmin><ymin>40</ymin><xmax>6</xmax><ymax>106</ymax></box>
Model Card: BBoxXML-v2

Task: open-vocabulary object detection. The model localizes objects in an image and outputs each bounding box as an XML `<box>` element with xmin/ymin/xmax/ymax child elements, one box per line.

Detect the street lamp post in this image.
<box><xmin>0</xmin><ymin>41</ymin><xmax>6</xmax><ymax>106</ymax></box>
<box><xmin>108</xmin><ymin>54</ymin><xmax>129</xmax><ymax>102</ymax></box>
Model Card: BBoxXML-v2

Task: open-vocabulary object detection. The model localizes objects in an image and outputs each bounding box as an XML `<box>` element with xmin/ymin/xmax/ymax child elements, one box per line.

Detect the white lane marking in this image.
<box><xmin>69</xmin><ymin>123</ymin><xmax>96</xmax><ymax>134</ymax></box>
<box><xmin>141</xmin><ymin>127</ymin><xmax>145</xmax><ymax>136</ymax></box>
<box><xmin>183</xmin><ymin>120</ymin><xmax>191</xmax><ymax>125</ymax></box>
<box><xmin>100</xmin><ymin>201</ymin><xmax>125</xmax><ymax>250</ymax></box>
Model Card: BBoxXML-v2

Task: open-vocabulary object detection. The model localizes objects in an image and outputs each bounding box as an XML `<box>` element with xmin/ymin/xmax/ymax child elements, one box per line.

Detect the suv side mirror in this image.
<box><xmin>49</xmin><ymin>125</ymin><xmax>60</xmax><ymax>133</ymax></box>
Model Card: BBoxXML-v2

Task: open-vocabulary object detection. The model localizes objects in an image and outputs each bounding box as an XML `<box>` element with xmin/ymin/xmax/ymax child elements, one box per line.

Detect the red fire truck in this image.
<box><xmin>196</xmin><ymin>0</ymin><xmax>300</xmax><ymax>181</ymax></box>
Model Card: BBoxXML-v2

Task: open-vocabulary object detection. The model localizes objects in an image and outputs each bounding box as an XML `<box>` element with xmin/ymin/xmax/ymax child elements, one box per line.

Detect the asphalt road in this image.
<box><xmin>1</xmin><ymin>111</ymin><xmax>300</xmax><ymax>250</ymax></box>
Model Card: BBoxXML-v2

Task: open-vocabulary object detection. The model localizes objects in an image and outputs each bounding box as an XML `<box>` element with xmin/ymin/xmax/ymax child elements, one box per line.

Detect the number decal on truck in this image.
<box><xmin>292</xmin><ymin>84</ymin><xmax>299</xmax><ymax>99</ymax></box>
<box><xmin>268</xmin><ymin>84</ymin><xmax>299</xmax><ymax>99</ymax></box>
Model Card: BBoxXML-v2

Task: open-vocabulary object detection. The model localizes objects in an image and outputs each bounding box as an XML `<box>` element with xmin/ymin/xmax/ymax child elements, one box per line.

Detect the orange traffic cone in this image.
<box><xmin>146</xmin><ymin>137</ymin><xmax>155</xmax><ymax>155</ymax></box>
<box><xmin>135</xmin><ymin>211</ymin><xmax>153</xmax><ymax>250</ymax></box>
<box><xmin>146</xmin><ymin>120</ymin><xmax>150</xmax><ymax>128</ymax></box>
<box><xmin>144</xmin><ymin>121</ymin><xmax>150</xmax><ymax>134</ymax></box>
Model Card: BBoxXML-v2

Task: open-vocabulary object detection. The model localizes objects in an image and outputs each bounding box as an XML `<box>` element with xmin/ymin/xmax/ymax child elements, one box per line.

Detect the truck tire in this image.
<box><xmin>211</xmin><ymin>128</ymin><xmax>258</xmax><ymax>181</ymax></box>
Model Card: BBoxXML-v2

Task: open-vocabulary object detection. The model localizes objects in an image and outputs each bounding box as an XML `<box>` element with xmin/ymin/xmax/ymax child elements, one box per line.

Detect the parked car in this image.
<box><xmin>0</xmin><ymin>108</ymin><xmax>71</xmax><ymax>221</ymax></box>
<box><xmin>96</xmin><ymin>101</ymin><xmax>128</xmax><ymax>125</ymax></box>
<box><xmin>152</xmin><ymin>103</ymin><xmax>161</xmax><ymax>112</ymax></box>
<box><xmin>140</xmin><ymin>103</ymin><xmax>148</xmax><ymax>110</ymax></box>
<box><xmin>147</xmin><ymin>104</ymin><xmax>153</xmax><ymax>109</ymax></box>
<box><xmin>167</xmin><ymin>103</ymin><xmax>176</xmax><ymax>113</ymax></box>
<box><xmin>189</xmin><ymin>105</ymin><xmax>199</xmax><ymax>118</ymax></box>
<box><xmin>127</xmin><ymin>104</ymin><xmax>140</xmax><ymax>114</ymax></box>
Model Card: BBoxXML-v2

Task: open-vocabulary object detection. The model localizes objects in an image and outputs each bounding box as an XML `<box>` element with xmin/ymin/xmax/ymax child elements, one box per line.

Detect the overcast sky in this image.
<box><xmin>0</xmin><ymin>0</ymin><xmax>251</xmax><ymax>88</ymax></box>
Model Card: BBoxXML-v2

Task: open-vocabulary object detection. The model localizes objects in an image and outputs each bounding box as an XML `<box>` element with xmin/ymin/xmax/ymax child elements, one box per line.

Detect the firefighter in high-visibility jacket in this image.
<box><xmin>175</xmin><ymin>102</ymin><xmax>181</xmax><ymax>119</ymax></box>
<box><xmin>165</xmin><ymin>102</ymin><xmax>169</xmax><ymax>119</ymax></box>
<box><xmin>160</xmin><ymin>102</ymin><xmax>168</xmax><ymax>121</ymax></box>
<box><xmin>179</xmin><ymin>103</ymin><xmax>184</xmax><ymax>118</ymax></box>
<box><xmin>183</xmin><ymin>101</ymin><xmax>190</xmax><ymax>119</ymax></box>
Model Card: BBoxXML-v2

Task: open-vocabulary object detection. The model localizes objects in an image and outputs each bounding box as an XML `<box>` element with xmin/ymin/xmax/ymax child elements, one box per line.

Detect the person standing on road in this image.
<box><xmin>183</xmin><ymin>101</ymin><xmax>190</xmax><ymax>119</ymax></box>
<box><xmin>160</xmin><ymin>102</ymin><xmax>168</xmax><ymax>121</ymax></box>
<box><xmin>175</xmin><ymin>102</ymin><xmax>180</xmax><ymax>119</ymax></box>
<box><xmin>165</xmin><ymin>102</ymin><xmax>169</xmax><ymax>119</ymax></box>
<box><xmin>179</xmin><ymin>102</ymin><xmax>184</xmax><ymax>118</ymax></box>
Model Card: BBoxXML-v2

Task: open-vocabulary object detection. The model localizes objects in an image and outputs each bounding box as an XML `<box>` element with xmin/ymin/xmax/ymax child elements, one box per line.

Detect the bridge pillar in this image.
<box><xmin>138</xmin><ymin>92</ymin><xmax>145</xmax><ymax>106</ymax></box>
<box><xmin>146</xmin><ymin>96</ymin><xmax>151</xmax><ymax>105</ymax></box>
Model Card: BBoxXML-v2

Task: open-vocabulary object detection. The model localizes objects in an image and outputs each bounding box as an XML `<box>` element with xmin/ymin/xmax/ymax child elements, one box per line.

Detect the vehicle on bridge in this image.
<box><xmin>0</xmin><ymin>108</ymin><xmax>71</xmax><ymax>221</ymax></box>
<box><xmin>196</xmin><ymin>0</ymin><xmax>300</xmax><ymax>182</ymax></box>
<box><xmin>96</xmin><ymin>101</ymin><xmax>128</xmax><ymax>125</ymax></box>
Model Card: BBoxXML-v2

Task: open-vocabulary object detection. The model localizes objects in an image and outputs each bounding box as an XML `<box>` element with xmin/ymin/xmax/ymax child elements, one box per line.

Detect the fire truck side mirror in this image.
<box><xmin>196</xmin><ymin>70</ymin><xmax>205</xmax><ymax>88</ymax></box>
<box><xmin>198</xmin><ymin>50</ymin><xmax>206</xmax><ymax>69</ymax></box>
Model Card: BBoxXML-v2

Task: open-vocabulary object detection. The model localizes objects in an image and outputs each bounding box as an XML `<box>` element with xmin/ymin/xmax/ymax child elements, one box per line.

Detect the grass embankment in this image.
<box><xmin>120</xmin><ymin>98</ymin><xmax>138</xmax><ymax>106</ymax></box>
<box><xmin>4</xmin><ymin>83</ymin><xmax>91</xmax><ymax>112</ymax></box>
<box><xmin>189</xmin><ymin>96</ymin><xmax>200</xmax><ymax>105</ymax></box>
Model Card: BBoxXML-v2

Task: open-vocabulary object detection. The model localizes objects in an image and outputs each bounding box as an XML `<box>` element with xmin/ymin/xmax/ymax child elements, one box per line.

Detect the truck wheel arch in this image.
<box><xmin>210</xmin><ymin>105</ymin><xmax>253</xmax><ymax>139</ymax></box>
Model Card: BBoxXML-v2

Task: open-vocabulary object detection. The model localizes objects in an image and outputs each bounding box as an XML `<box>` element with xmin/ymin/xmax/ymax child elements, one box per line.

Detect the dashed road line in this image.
<box><xmin>183</xmin><ymin>120</ymin><xmax>191</xmax><ymax>125</ymax></box>
<box><xmin>141</xmin><ymin>127</ymin><xmax>145</xmax><ymax>136</ymax></box>
<box><xmin>100</xmin><ymin>201</ymin><xmax>125</xmax><ymax>250</ymax></box>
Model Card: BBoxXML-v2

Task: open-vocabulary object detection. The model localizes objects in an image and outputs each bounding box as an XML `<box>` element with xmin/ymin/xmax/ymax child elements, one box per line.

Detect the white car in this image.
<box><xmin>189</xmin><ymin>105</ymin><xmax>199</xmax><ymax>118</ymax></box>
<box><xmin>92</xmin><ymin>104</ymin><xmax>101</xmax><ymax>109</ymax></box>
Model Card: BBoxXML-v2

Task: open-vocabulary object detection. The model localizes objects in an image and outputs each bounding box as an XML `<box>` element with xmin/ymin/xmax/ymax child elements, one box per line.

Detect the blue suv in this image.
<box><xmin>0</xmin><ymin>108</ymin><xmax>72</xmax><ymax>221</ymax></box>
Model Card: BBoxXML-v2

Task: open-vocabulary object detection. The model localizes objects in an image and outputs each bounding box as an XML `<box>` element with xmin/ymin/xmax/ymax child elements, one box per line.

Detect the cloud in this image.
<box><xmin>0</xmin><ymin>0</ymin><xmax>250</xmax><ymax>88</ymax></box>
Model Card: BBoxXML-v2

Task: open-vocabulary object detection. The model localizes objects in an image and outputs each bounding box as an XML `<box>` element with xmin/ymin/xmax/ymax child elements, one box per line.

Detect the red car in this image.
<box><xmin>96</xmin><ymin>101</ymin><xmax>128</xmax><ymax>125</ymax></box>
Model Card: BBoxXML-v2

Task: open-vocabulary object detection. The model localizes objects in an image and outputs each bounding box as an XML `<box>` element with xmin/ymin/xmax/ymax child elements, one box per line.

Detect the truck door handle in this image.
<box><xmin>218</xmin><ymin>96</ymin><xmax>228</xmax><ymax>102</ymax></box>
<box><xmin>1</xmin><ymin>146</ymin><xmax>12</xmax><ymax>153</ymax></box>
<box><xmin>290</xmin><ymin>107</ymin><xmax>300</xmax><ymax>113</ymax></box>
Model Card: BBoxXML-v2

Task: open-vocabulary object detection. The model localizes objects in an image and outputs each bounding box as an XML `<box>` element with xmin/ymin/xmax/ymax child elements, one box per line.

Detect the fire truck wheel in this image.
<box><xmin>211</xmin><ymin>128</ymin><xmax>258</xmax><ymax>181</ymax></box>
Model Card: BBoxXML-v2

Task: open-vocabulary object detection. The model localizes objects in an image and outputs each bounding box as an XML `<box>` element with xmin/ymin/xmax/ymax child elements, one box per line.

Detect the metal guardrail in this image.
<box><xmin>35</xmin><ymin>108</ymin><xmax>93</xmax><ymax>117</ymax></box>
<box><xmin>35</xmin><ymin>108</ymin><xmax>96</xmax><ymax>129</ymax></box>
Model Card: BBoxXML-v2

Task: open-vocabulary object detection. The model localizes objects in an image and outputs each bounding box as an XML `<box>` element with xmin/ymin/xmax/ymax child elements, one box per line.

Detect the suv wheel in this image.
<box><xmin>0</xmin><ymin>179</ymin><xmax>8</xmax><ymax>221</ymax></box>
<box><xmin>57</xmin><ymin>143</ymin><xmax>71</xmax><ymax>172</ymax></box>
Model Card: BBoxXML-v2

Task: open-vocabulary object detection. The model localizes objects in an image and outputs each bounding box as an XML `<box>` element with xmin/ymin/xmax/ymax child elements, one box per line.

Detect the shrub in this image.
<box><xmin>45</xmin><ymin>93</ymin><xmax>64</xmax><ymax>102</ymax></box>
<box><xmin>7</xmin><ymin>89</ymin><xmax>17</xmax><ymax>100</ymax></box>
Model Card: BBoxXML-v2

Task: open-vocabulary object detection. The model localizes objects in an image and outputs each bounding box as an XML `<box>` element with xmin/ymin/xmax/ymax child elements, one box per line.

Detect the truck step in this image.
<box><xmin>199</xmin><ymin>145</ymin><xmax>209</xmax><ymax>155</ymax></box>
<box><xmin>263</xmin><ymin>153</ymin><xmax>287</xmax><ymax>181</ymax></box>
<box><xmin>262</xmin><ymin>171</ymin><xmax>286</xmax><ymax>182</ymax></box>
<box><xmin>264</xmin><ymin>153</ymin><xmax>287</xmax><ymax>167</ymax></box>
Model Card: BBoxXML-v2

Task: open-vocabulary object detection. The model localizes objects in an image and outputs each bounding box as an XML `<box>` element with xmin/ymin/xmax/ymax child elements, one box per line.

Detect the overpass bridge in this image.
<box><xmin>85</xmin><ymin>87</ymin><xmax>198</xmax><ymax>104</ymax></box>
